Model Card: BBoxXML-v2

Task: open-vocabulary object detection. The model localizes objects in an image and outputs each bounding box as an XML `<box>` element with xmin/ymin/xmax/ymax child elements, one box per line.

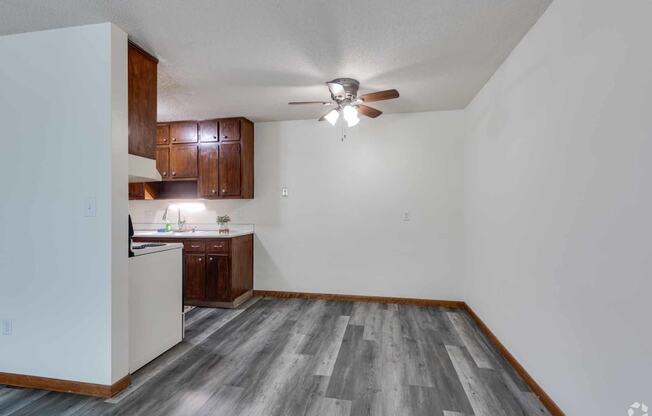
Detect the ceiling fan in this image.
<box><xmin>289</xmin><ymin>78</ymin><xmax>399</xmax><ymax>127</ymax></box>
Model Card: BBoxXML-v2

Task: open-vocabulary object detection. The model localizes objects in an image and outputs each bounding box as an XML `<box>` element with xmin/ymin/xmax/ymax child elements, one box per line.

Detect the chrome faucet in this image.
<box><xmin>162</xmin><ymin>205</ymin><xmax>186</xmax><ymax>232</ymax></box>
<box><xmin>162</xmin><ymin>205</ymin><xmax>170</xmax><ymax>223</ymax></box>
<box><xmin>177</xmin><ymin>208</ymin><xmax>186</xmax><ymax>231</ymax></box>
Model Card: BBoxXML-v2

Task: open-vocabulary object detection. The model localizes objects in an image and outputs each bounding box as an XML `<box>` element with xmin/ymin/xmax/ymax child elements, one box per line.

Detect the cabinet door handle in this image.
<box><xmin>213</xmin><ymin>136</ymin><xmax>217</xmax><ymax>140</ymax></box>
<box><xmin>191</xmin><ymin>245</ymin><xmax>200</xmax><ymax>248</ymax></box>
<box><xmin>172</xmin><ymin>171</ymin><xmax>176</xmax><ymax>176</ymax></box>
<box><xmin>209</xmin><ymin>257</ymin><xmax>213</xmax><ymax>261</ymax></box>
<box><xmin>198</xmin><ymin>257</ymin><xmax>202</xmax><ymax>262</ymax></box>
<box><xmin>211</xmin><ymin>189</ymin><xmax>216</xmax><ymax>194</ymax></box>
<box><xmin>162</xmin><ymin>171</ymin><xmax>167</xmax><ymax>176</ymax></box>
<box><xmin>222</xmin><ymin>188</ymin><xmax>226</xmax><ymax>193</ymax></box>
<box><xmin>164</xmin><ymin>138</ymin><xmax>168</xmax><ymax>142</ymax></box>
<box><xmin>172</xmin><ymin>137</ymin><xmax>177</xmax><ymax>142</ymax></box>
<box><xmin>223</xmin><ymin>135</ymin><xmax>227</xmax><ymax>139</ymax></box>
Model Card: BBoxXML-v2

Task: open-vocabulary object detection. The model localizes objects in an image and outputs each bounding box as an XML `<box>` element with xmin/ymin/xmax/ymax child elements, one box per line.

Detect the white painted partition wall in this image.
<box><xmin>464</xmin><ymin>0</ymin><xmax>652</xmax><ymax>414</ymax></box>
<box><xmin>0</xmin><ymin>23</ymin><xmax>129</xmax><ymax>386</ymax></box>
<box><xmin>130</xmin><ymin>111</ymin><xmax>466</xmax><ymax>301</ymax></box>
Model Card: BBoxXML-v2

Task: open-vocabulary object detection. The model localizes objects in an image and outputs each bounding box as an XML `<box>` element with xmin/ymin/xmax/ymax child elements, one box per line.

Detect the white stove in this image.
<box><xmin>128</xmin><ymin>241</ymin><xmax>183</xmax><ymax>372</ymax></box>
<box><xmin>131</xmin><ymin>242</ymin><xmax>183</xmax><ymax>256</ymax></box>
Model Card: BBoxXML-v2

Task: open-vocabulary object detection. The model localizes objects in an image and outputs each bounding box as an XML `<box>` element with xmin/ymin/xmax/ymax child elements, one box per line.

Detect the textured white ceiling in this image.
<box><xmin>0</xmin><ymin>0</ymin><xmax>551</xmax><ymax>122</ymax></box>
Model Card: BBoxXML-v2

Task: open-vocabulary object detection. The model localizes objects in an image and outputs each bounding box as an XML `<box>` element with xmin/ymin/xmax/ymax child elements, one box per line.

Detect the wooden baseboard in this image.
<box><xmin>462</xmin><ymin>303</ymin><xmax>565</xmax><ymax>416</ymax></box>
<box><xmin>187</xmin><ymin>290</ymin><xmax>254</xmax><ymax>309</ymax></box>
<box><xmin>252</xmin><ymin>290</ymin><xmax>563</xmax><ymax>416</ymax></box>
<box><xmin>252</xmin><ymin>290</ymin><xmax>465</xmax><ymax>308</ymax></box>
<box><xmin>0</xmin><ymin>372</ymin><xmax>131</xmax><ymax>398</ymax></box>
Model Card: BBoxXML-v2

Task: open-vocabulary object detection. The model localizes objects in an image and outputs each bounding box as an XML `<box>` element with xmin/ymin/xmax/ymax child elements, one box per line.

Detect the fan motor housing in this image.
<box><xmin>328</xmin><ymin>78</ymin><xmax>360</xmax><ymax>100</ymax></box>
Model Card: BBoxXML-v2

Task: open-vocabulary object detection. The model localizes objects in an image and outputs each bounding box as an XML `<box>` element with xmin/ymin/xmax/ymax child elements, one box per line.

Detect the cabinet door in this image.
<box><xmin>184</xmin><ymin>254</ymin><xmax>206</xmax><ymax>301</ymax></box>
<box><xmin>218</xmin><ymin>143</ymin><xmax>241</xmax><ymax>197</ymax></box>
<box><xmin>128</xmin><ymin>44</ymin><xmax>157</xmax><ymax>159</ymax></box>
<box><xmin>199</xmin><ymin>120</ymin><xmax>219</xmax><ymax>143</ymax></box>
<box><xmin>198</xmin><ymin>144</ymin><xmax>219</xmax><ymax>198</ymax></box>
<box><xmin>170</xmin><ymin>145</ymin><xmax>198</xmax><ymax>179</ymax></box>
<box><xmin>156</xmin><ymin>125</ymin><xmax>170</xmax><ymax>145</ymax></box>
<box><xmin>219</xmin><ymin>119</ymin><xmax>240</xmax><ymax>141</ymax></box>
<box><xmin>170</xmin><ymin>122</ymin><xmax>198</xmax><ymax>144</ymax></box>
<box><xmin>206</xmin><ymin>255</ymin><xmax>230</xmax><ymax>301</ymax></box>
<box><xmin>156</xmin><ymin>146</ymin><xmax>170</xmax><ymax>179</ymax></box>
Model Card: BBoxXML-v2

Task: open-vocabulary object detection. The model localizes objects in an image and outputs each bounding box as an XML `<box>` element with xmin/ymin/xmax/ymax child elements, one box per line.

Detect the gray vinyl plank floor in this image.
<box><xmin>0</xmin><ymin>298</ymin><xmax>550</xmax><ymax>416</ymax></box>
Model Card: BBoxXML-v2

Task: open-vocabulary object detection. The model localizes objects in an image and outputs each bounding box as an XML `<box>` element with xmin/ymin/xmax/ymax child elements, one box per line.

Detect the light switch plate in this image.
<box><xmin>281</xmin><ymin>187</ymin><xmax>289</xmax><ymax>197</ymax></box>
<box><xmin>84</xmin><ymin>197</ymin><xmax>96</xmax><ymax>217</ymax></box>
<box><xmin>2</xmin><ymin>320</ymin><xmax>12</xmax><ymax>336</ymax></box>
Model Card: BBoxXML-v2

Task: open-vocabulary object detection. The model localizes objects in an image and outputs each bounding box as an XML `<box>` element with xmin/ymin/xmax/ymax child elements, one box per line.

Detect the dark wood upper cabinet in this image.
<box><xmin>128</xmin><ymin>183</ymin><xmax>145</xmax><ymax>200</ymax></box>
<box><xmin>128</xmin><ymin>182</ymin><xmax>160</xmax><ymax>200</ymax></box>
<box><xmin>219</xmin><ymin>118</ymin><xmax>241</xmax><ymax>141</ymax></box>
<box><xmin>218</xmin><ymin>142</ymin><xmax>241</xmax><ymax>197</ymax></box>
<box><xmin>157</xmin><ymin>125</ymin><xmax>170</xmax><ymax>145</ymax></box>
<box><xmin>153</xmin><ymin>117</ymin><xmax>253</xmax><ymax>199</ymax></box>
<box><xmin>170</xmin><ymin>144</ymin><xmax>198</xmax><ymax>179</ymax></box>
<box><xmin>156</xmin><ymin>147</ymin><xmax>170</xmax><ymax>179</ymax></box>
<box><xmin>128</xmin><ymin>42</ymin><xmax>158</xmax><ymax>159</ymax></box>
<box><xmin>170</xmin><ymin>122</ymin><xmax>198</xmax><ymax>144</ymax></box>
<box><xmin>184</xmin><ymin>254</ymin><xmax>206</xmax><ymax>302</ymax></box>
<box><xmin>199</xmin><ymin>120</ymin><xmax>219</xmax><ymax>143</ymax></box>
<box><xmin>198</xmin><ymin>144</ymin><xmax>219</xmax><ymax>197</ymax></box>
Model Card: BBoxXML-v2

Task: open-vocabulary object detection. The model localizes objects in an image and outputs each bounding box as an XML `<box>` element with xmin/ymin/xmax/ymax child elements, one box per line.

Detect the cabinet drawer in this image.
<box><xmin>184</xmin><ymin>240</ymin><xmax>206</xmax><ymax>253</ymax></box>
<box><xmin>207</xmin><ymin>239</ymin><xmax>230</xmax><ymax>254</ymax></box>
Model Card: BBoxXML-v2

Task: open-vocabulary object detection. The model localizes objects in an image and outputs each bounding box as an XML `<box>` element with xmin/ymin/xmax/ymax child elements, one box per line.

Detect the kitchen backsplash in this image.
<box><xmin>129</xmin><ymin>199</ymin><xmax>255</xmax><ymax>228</ymax></box>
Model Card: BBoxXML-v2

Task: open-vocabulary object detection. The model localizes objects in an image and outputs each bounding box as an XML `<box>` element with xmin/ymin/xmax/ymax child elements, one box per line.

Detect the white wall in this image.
<box><xmin>0</xmin><ymin>23</ymin><xmax>129</xmax><ymax>386</ymax></box>
<box><xmin>464</xmin><ymin>0</ymin><xmax>652</xmax><ymax>414</ymax></box>
<box><xmin>130</xmin><ymin>111</ymin><xmax>465</xmax><ymax>300</ymax></box>
<box><xmin>110</xmin><ymin>25</ymin><xmax>130</xmax><ymax>384</ymax></box>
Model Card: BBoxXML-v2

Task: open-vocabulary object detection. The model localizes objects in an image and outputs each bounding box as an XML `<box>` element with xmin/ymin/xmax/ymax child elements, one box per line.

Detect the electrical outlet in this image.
<box><xmin>2</xmin><ymin>320</ymin><xmax>12</xmax><ymax>336</ymax></box>
<box><xmin>281</xmin><ymin>187</ymin><xmax>289</xmax><ymax>197</ymax></box>
<box><xmin>402</xmin><ymin>212</ymin><xmax>411</xmax><ymax>222</ymax></box>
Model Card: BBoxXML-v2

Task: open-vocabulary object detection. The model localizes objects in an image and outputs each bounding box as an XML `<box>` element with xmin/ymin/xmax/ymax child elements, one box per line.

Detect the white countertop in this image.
<box><xmin>133</xmin><ymin>229</ymin><xmax>254</xmax><ymax>239</ymax></box>
<box><xmin>131</xmin><ymin>242</ymin><xmax>184</xmax><ymax>256</ymax></box>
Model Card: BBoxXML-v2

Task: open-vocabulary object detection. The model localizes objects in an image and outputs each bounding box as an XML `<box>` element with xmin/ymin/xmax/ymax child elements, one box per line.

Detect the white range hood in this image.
<box><xmin>128</xmin><ymin>154</ymin><xmax>162</xmax><ymax>183</ymax></box>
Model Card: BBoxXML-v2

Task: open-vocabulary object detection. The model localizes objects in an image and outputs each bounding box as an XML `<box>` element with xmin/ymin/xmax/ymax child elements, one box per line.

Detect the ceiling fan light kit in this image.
<box><xmin>289</xmin><ymin>78</ymin><xmax>399</xmax><ymax>128</ymax></box>
<box><xmin>324</xmin><ymin>109</ymin><xmax>340</xmax><ymax>126</ymax></box>
<box><xmin>342</xmin><ymin>105</ymin><xmax>360</xmax><ymax>127</ymax></box>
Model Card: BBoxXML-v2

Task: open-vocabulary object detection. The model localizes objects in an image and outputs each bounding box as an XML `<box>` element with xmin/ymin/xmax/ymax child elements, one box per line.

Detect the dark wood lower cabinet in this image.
<box><xmin>184</xmin><ymin>254</ymin><xmax>206</xmax><ymax>301</ymax></box>
<box><xmin>206</xmin><ymin>255</ymin><xmax>230</xmax><ymax>301</ymax></box>
<box><xmin>133</xmin><ymin>234</ymin><xmax>253</xmax><ymax>308</ymax></box>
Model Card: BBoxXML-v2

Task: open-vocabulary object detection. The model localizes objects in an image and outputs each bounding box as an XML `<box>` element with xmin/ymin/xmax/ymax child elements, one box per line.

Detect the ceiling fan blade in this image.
<box><xmin>357</xmin><ymin>104</ymin><xmax>382</xmax><ymax>118</ymax></box>
<box><xmin>326</xmin><ymin>82</ymin><xmax>346</xmax><ymax>98</ymax></box>
<box><xmin>358</xmin><ymin>89</ymin><xmax>399</xmax><ymax>103</ymax></box>
<box><xmin>288</xmin><ymin>101</ymin><xmax>333</xmax><ymax>105</ymax></box>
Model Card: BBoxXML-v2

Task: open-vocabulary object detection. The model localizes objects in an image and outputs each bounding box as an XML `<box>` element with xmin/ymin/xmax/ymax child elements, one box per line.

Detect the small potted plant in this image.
<box><xmin>216</xmin><ymin>214</ymin><xmax>231</xmax><ymax>234</ymax></box>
